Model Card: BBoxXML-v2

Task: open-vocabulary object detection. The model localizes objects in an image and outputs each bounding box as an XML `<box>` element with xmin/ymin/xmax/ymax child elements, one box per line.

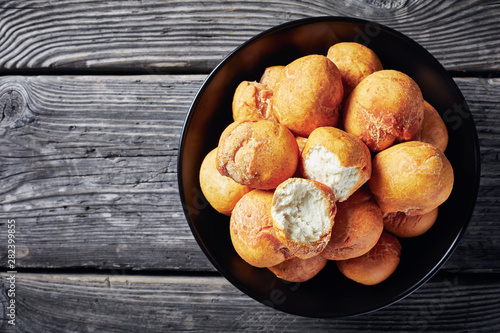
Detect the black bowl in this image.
<box><xmin>177</xmin><ymin>17</ymin><xmax>480</xmax><ymax>318</ymax></box>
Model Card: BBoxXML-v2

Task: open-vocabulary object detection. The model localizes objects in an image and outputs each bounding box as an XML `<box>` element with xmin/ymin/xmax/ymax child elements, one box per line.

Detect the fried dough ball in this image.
<box><xmin>260</xmin><ymin>65</ymin><xmax>285</xmax><ymax>90</ymax></box>
<box><xmin>230</xmin><ymin>190</ymin><xmax>294</xmax><ymax>267</ymax></box>
<box><xmin>273</xmin><ymin>54</ymin><xmax>344</xmax><ymax>137</ymax></box>
<box><xmin>321</xmin><ymin>188</ymin><xmax>383</xmax><ymax>260</ymax></box>
<box><xmin>268</xmin><ymin>255</ymin><xmax>327</xmax><ymax>282</ymax></box>
<box><xmin>383</xmin><ymin>208</ymin><xmax>439</xmax><ymax>238</ymax></box>
<box><xmin>301</xmin><ymin>127</ymin><xmax>371</xmax><ymax>202</ymax></box>
<box><xmin>337</xmin><ymin>231</ymin><xmax>401</xmax><ymax>285</ymax></box>
<box><xmin>415</xmin><ymin>101</ymin><xmax>449</xmax><ymax>152</ymax></box>
<box><xmin>343</xmin><ymin>69</ymin><xmax>425</xmax><ymax>152</ymax></box>
<box><xmin>327</xmin><ymin>42</ymin><xmax>383</xmax><ymax>96</ymax></box>
<box><xmin>216</xmin><ymin>120</ymin><xmax>299</xmax><ymax>190</ymax></box>
<box><xmin>271</xmin><ymin>178</ymin><xmax>336</xmax><ymax>259</ymax></box>
<box><xmin>232</xmin><ymin>81</ymin><xmax>276</xmax><ymax>122</ymax></box>
<box><xmin>199</xmin><ymin>148</ymin><xmax>252</xmax><ymax>215</ymax></box>
<box><xmin>369</xmin><ymin>141</ymin><xmax>454</xmax><ymax>215</ymax></box>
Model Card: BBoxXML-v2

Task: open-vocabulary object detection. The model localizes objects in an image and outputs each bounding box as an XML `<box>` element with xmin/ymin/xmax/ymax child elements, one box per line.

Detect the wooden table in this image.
<box><xmin>1</xmin><ymin>1</ymin><xmax>499</xmax><ymax>331</ymax></box>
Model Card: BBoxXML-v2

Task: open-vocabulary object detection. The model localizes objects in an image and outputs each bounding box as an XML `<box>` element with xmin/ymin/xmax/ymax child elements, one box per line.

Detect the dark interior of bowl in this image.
<box><xmin>178</xmin><ymin>17</ymin><xmax>480</xmax><ymax>318</ymax></box>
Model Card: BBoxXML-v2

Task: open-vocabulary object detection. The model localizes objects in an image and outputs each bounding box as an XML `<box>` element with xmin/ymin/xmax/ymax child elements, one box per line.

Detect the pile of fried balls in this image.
<box><xmin>199</xmin><ymin>42</ymin><xmax>453</xmax><ymax>285</ymax></box>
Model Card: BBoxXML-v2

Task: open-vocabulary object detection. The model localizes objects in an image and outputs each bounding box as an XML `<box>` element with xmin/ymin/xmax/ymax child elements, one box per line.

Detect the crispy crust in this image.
<box><xmin>343</xmin><ymin>70</ymin><xmax>424</xmax><ymax>152</ymax></box>
<box><xmin>327</xmin><ymin>42</ymin><xmax>383</xmax><ymax>96</ymax></box>
<box><xmin>230</xmin><ymin>190</ymin><xmax>294</xmax><ymax>267</ymax></box>
<box><xmin>273</xmin><ymin>55</ymin><xmax>344</xmax><ymax>137</ymax></box>
<box><xmin>216</xmin><ymin>120</ymin><xmax>299</xmax><ymax>190</ymax></box>
<box><xmin>321</xmin><ymin>187</ymin><xmax>383</xmax><ymax>260</ymax></box>
<box><xmin>383</xmin><ymin>207</ymin><xmax>439</xmax><ymax>238</ymax></box>
<box><xmin>260</xmin><ymin>65</ymin><xmax>285</xmax><ymax>91</ymax></box>
<box><xmin>232</xmin><ymin>81</ymin><xmax>277</xmax><ymax>122</ymax></box>
<box><xmin>199</xmin><ymin>148</ymin><xmax>252</xmax><ymax>215</ymax></box>
<box><xmin>416</xmin><ymin>101</ymin><xmax>449</xmax><ymax>152</ymax></box>
<box><xmin>368</xmin><ymin>141</ymin><xmax>454</xmax><ymax>215</ymax></box>
<box><xmin>268</xmin><ymin>255</ymin><xmax>327</xmax><ymax>282</ymax></box>
<box><xmin>336</xmin><ymin>231</ymin><xmax>401</xmax><ymax>285</ymax></box>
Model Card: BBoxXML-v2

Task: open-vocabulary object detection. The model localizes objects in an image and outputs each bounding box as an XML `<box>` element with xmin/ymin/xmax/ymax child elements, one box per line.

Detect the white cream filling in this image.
<box><xmin>272</xmin><ymin>179</ymin><xmax>331</xmax><ymax>244</ymax></box>
<box><xmin>304</xmin><ymin>145</ymin><xmax>360</xmax><ymax>201</ymax></box>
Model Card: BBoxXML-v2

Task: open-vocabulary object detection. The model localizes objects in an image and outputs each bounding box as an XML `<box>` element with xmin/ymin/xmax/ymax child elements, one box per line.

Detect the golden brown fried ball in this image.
<box><xmin>273</xmin><ymin>54</ymin><xmax>344</xmax><ymax>137</ymax></box>
<box><xmin>369</xmin><ymin>141</ymin><xmax>454</xmax><ymax>215</ymax></box>
<box><xmin>199</xmin><ymin>148</ymin><xmax>252</xmax><ymax>215</ymax></box>
<box><xmin>327</xmin><ymin>42</ymin><xmax>383</xmax><ymax>96</ymax></box>
<box><xmin>343</xmin><ymin>69</ymin><xmax>425</xmax><ymax>152</ymax></box>
<box><xmin>216</xmin><ymin>120</ymin><xmax>299</xmax><ymax>190</ymax></box>
<box><xmin>230</xmin><ymin>189</ymin><xmax>294</xmax><ymax>267</ymax></box>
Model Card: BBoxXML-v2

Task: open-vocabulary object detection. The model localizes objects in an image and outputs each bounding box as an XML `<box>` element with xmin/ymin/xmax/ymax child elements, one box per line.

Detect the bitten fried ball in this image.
<box><xmin>199</xmin><ymin>148</ymin><xmax>252</xmax><ymax>216</ymax></box>
<box><xmin>369</xmin><ymin>141</ymin><xmax>454</xmax><ymax>215</ymax></box>
<box><xmin>216</xmin><ymin>120</ymin><xmax>299</xmax><ymax>190</ymax></box>
<box><xmin>337</xmin><ymin>231</ymin><xmax>401</xmax><ymax>286</ymax></box>
<box><xmin>272</xmin><ymin>54</ymin><xmax>344</xmax><ymax>137</ymax></box>
<box><xmin>384</xmin><ymin>207</ymin><xmax>439</xmax><ymax>238</ymax></box>
<box><xmin>343</xmin><ymin>69</ymin><xmax>425</xmax><ymax>152</ymax></box>
<box><xmin>230</xmin><ymin>190</ymin><xmax>294</xmax><ymax>267</ymax></box>
<box><xmin>268</xmin><ymin>255</ymin><xmax>327</xmax><ymax>282</ymax></box>
<box><xmin>301</xmin><ymin>127</ymin><xmax>371</xmax><ymax>202</ymax></box>
<box><xmin>326</xmin><ymin>42</ymin><xmax>383</xmax><ymax>96</ymax></box>
<box><xmin>260</xmin><ymin>65</ymin><xmax>285</xmax><ymax>90</ymax></box>
<box><xmin>321</xmin><ymin>188</ymin><xmax>383</xmax><ymax>260</ymax></box>
<box><xmin>232</xmin><ymin>81</ymin><xmax>276</xmax><ymax>122</ymax></box>
<box><xmin>416</xmin><ymin>101</ymin><xmax>449</xmax><ymax>152</ymax></box>
<box><xmin>271</xmin><ymin>178</ymin><xmax>336</xmax><ymax>259</ymax></box>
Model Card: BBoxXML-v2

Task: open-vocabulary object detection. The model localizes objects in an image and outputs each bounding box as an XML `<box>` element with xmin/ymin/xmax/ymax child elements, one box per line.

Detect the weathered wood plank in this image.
<box><xmin>445</xmin><ymin>77</ymin><xmax>500</xmax><ymax>273</ymax></box>
<box><xmin>0</xmin><ymin>75</ymin><xmax>215</xmax><ymax>271</ymax></box>
<box><xmin>0</xmin><ymin>0</ymin><xmax>498</xmax><ymax>73</ymax></box>
<box><xmin>1</xmin><ymin>272</ymin><xmax>499</xmax><ymax>332</ymax></box>
<box><xmin>0</xmin><ymin>75</ymin><xmax>498</xmax><ymax>272</ymax></box>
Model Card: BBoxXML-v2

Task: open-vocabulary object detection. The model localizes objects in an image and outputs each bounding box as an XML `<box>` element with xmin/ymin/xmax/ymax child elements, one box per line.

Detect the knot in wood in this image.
<box><xmin>0</xmin><ymin>88</ymin><xmax>27</xmax><ymax>127</ymax></box>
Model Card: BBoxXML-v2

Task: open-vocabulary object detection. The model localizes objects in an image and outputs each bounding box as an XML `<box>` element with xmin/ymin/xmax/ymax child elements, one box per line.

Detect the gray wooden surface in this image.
<box><xmin>0</xmin><ymin>1</ymin><xmax>499</xmax><ymax>332</ymax></box>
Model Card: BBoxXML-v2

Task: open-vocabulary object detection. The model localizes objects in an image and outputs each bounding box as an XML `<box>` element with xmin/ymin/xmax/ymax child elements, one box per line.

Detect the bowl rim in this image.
<box><xmin>177</xmin><ymin>15</ymin><xmax>481</xmax><ymax>318</ymax></box>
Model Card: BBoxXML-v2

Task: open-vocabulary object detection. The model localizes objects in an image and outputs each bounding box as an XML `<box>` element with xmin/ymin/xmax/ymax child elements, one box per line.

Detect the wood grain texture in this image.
<box><xmin>0</xmin><ymin>2</ymin><xmax>497</xmax><ymax>332</ymax></box>
<box><xmin>1</xmin><ymin>273</ymin><xmax>499</xmax><ymax>332</ymax></box>
<box><xmin>445</xmin><ymin>77</ymin><xmax>500</xmax><ymax>273</ymax></box>
<box><xmin>0</xmin><ymin>75</ymin><xmax>499</xmax><ymax>273</ymax></box>
<box><xmin>0</xmin><ymin>75</ymin><xmax>215</xmax><ymax>272</ymax></box>
<box><xmin>0</xmin><ymin>0</ymin><xmax>499</xmax><ymax>73</ymax></box>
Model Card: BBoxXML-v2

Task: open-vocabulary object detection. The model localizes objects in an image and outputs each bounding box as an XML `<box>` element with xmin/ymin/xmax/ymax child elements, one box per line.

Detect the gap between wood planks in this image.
<box><xmin>1</xmin><ymin>67</ymin><xmax>500</xmax><ymax>78</ymax></box>
<box><xmin>0</xmin><ymin>67</ymin><xmax>211</xmax><ymax>77</ymax></box>
<box><xmin>0</xmin><ymin>266</ymin><xmax>222</xmax><ymax>277</ymax></box>
<box><xmin>0</xmin><ymin>265</ymin><xmax>499</xmax><ymax>284</ymax></box>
